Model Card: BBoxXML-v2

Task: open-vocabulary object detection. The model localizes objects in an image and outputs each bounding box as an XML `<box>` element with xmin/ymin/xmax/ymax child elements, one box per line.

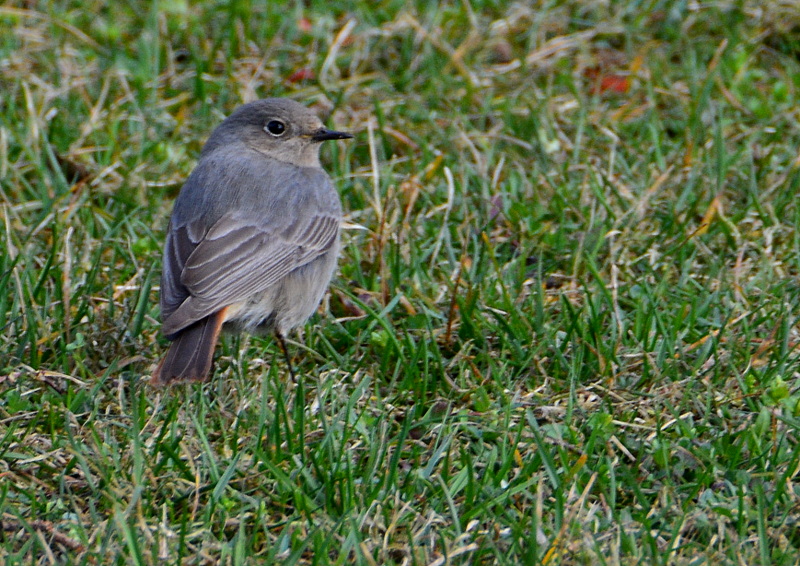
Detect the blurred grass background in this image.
<box><xmin>2</xmin><ymin>0</ymin><xmax>800</xmax><ymax>563</ymax></box>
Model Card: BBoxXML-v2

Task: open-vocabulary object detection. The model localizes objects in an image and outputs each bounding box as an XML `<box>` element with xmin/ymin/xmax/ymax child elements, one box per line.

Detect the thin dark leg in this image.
<box><xmin>275</xmin><ymin>331</ymin><xmax>297</xmax><ymax>382</ymax></box>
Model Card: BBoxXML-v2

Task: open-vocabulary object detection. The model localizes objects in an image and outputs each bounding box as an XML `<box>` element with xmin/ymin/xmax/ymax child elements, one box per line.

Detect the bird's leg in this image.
<box><xmin>275</xmin><ymin>331</ymin><xmax>297</xmax><ymax>382</ymax></box>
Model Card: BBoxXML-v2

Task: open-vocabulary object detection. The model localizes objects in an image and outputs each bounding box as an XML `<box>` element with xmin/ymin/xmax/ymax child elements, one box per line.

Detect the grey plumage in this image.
<box><xmin>153</xmin><ymin>98</ymin><xmax>351</xmax><ymax>384</ymax></box>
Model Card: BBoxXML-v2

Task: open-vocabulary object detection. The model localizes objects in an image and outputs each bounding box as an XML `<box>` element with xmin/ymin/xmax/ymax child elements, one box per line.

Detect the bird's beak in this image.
<box><xmin>311</xmin><ymin>128</ymin><xmax>354</xmax><ymax>142</ymax></box>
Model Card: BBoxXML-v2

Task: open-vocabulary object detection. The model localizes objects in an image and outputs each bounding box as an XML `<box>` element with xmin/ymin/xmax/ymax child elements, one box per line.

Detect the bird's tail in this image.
<box><xmin>151</xmin><ymin>310</ymin><xmax>226</xmax><ymax>384</ymax></box>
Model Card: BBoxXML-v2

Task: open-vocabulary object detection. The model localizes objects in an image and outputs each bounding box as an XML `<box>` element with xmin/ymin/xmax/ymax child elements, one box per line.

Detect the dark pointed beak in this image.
<box><xmin>311</xmin><ymin>128</ymin><xmax>353</xmax><ymax>142</ymax></box>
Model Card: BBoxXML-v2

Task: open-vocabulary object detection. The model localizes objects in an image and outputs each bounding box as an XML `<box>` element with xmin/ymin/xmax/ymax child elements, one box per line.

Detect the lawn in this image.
<box><xmin>2</xmin><ymin>1</ymin><xmax>800</xmax><ymax>564</ymax></box>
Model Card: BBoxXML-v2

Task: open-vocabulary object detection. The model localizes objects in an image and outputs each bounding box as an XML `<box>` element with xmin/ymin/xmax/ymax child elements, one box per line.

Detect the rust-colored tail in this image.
<box><xmin>152</xmin><ymin>310</ymin><xmax>226</xmax><ymax>385</ymax></box>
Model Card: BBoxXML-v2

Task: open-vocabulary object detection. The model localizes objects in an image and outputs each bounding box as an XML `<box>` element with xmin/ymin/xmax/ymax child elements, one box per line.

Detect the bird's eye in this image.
<box><xmin>265</xmin><ymin>120</ymin><xmax>286</xmax><ymax>136</ymax></box>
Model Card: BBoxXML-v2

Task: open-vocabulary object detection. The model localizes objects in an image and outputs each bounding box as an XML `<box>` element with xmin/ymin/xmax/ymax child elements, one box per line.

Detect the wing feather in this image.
<box><xmin>161</xmin><ymin>212</ymin><xmax>339</xmax><ymax>336</ymax></box>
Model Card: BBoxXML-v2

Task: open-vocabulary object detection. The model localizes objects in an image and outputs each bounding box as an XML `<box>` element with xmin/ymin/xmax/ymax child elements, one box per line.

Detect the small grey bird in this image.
<box><xmin>152</xmin><ymin>98</ymin><xmax>352</xmax><ymax>384</ymax></box>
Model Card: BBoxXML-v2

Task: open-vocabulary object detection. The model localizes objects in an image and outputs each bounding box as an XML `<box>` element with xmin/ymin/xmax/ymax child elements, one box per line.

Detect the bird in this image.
<box><xmin>151</xmin><ymin>98</ymin><xmax>352</xmax><ymax>384</ymax></box>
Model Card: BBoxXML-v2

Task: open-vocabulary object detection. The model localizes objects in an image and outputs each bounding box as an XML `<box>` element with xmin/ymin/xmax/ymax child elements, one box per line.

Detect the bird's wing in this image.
<box><xmin>161</xmin><ymin>212</ymin><xmax>339</xmax><ymax>336</ymax></box>
<box><xmin>160</xmin><ymin>219</ymin><xmax>201</xmax><ymax>323</ymax></box>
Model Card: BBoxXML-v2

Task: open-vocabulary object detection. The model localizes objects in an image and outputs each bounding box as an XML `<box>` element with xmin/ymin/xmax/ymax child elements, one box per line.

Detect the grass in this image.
<box><xmin>2</xmin><ymin>0</ymin><xmax>800</xmax><ymax>563</ymax></box>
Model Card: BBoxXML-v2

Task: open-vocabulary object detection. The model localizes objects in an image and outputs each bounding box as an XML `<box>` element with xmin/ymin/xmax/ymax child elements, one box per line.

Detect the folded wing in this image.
<box><xmin>161</xmin><ymin>212</ymin><xmax>339</xmax><ymax>337</ymax></box>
